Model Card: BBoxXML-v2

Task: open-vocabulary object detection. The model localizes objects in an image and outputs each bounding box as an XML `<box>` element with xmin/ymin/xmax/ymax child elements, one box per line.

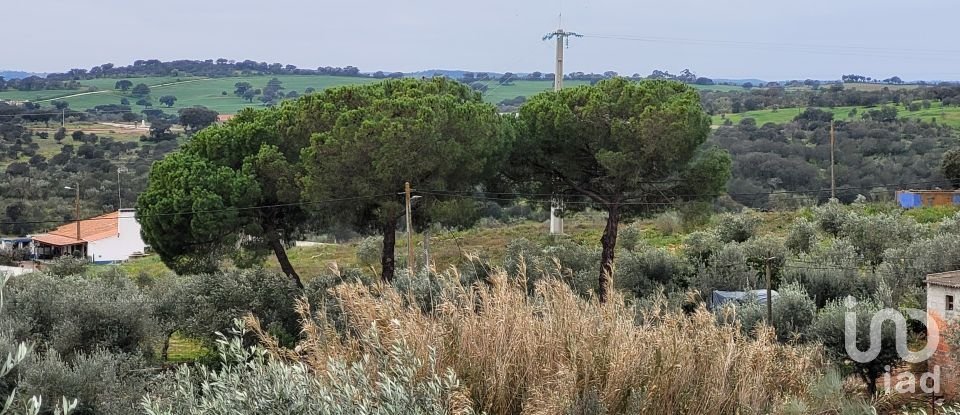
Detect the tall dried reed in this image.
<box><xmin>248</xmin><ymin>267</ymin><xmax>823</xmax><ymax>414</ymax></box>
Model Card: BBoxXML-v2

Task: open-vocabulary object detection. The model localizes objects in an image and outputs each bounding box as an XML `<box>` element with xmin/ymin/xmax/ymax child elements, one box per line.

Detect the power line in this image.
<box><xmin>419</xmin><ymin>178</ymin><xmax>953</xmax><ymax>203</ymax></box>
<box><xmin>581</xmin><ymin>33</ymin><xmax>960</xmax><ymax>60</ymax></box>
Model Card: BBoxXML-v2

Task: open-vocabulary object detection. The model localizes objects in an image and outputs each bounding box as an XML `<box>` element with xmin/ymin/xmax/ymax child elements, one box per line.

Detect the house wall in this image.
<box><xmin>928</xmin><ymin>284</ymin><xmax>960</xmax><ymax>321</ymax></box>
<box><xmin>929</xmin><ymin>311</ymin><xmax>958</xmax><ymax>400</ymax></box>
<box><xmin>927</xmin><ymin>283</ymin><xmax>960</xmax><ymax>400</ymax></box>
<box><xmin>87</xmin><ymin>210</ymin><xmax>146</xmax><ymax>263</ymax></box>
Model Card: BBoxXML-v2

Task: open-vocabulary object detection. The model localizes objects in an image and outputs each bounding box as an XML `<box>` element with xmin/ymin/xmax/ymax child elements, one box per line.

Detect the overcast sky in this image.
<box><xmin>4</xmin><ymin>0</ymin><xmax>960</xmax><ymax>80</ymax></box>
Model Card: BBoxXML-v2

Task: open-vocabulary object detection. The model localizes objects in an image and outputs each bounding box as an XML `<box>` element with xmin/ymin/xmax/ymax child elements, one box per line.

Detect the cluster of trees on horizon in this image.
<box><xmin>6</xmin><ymin>57</ymin><xmax>956</xmax><ymax>95</ymax></box>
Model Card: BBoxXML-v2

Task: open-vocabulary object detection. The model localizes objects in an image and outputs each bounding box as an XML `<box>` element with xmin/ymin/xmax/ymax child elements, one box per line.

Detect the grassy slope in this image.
<box><xmin>0</xmin><ymin>121</ymin><xmax>150</xmax><ymax>170</ymax></box>
<box><xmin>712</xmin><ymin>101</ymin><xmax>960</xmax><ymax>128</ymax></box>
<box><xmin>2</xmin><ymin>76</ymin><xmax>762</xmax><ymax>114</ymax></box>
<box><xmin>113</xmin><ymin>210</ymin><xmax>761</xmax><ymax>281</ymax></box>
<box><xmin>121</xmin><ymin>204</ymin><xmax>957</xmax><ymax>280</ymax></box>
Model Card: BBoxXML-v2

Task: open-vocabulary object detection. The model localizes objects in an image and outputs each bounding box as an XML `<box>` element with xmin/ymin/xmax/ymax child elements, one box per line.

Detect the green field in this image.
<box><xmin>841</xmin><ymin>82</ymin><xmax>924</xmax><ymax>91</ymax></box>
<box><xmin>1</xmin><ymin>76</ymin><xmax>761</xmax><ymax>115</ymax></box>
<box><xmin>712</xmin><ymin>101</ymin><xmax>960</xmax><ymax>128</ymax></box>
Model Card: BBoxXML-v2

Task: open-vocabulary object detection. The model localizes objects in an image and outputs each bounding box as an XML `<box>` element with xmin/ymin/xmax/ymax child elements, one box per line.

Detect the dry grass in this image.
<box><xmin>247</xmin><ymin>267</ymin><xmax>824</xmax><ymax>414</ymax></box>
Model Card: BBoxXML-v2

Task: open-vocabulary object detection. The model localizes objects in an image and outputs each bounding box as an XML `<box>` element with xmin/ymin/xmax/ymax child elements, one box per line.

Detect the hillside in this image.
<box><xmin>0</xmin><ymin>75</ymin><xmax>753</xmax><ymax>114</ymax></box>
<box><xmin>0</xmin><ymin>70</ymin><xmax>42</xmax><ymax>80</ymax></box>
<box><xmin>711</xmin><ymin>101</ymin><xmax>960</xmax><ymax>128</ymax></box>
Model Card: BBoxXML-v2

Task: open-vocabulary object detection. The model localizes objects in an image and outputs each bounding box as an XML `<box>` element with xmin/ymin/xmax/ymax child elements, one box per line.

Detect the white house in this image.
<box><xmin>925</xmin><ymin>271</ymin><xmax>960</xmax><ymax>399</ymax></box>
<box><xmin>32</xmin><ymin>209</ymin><xmax>147</xmax><ymax>264</ymax></box>
<box><xmin>927</xmin><ymin>271</ymin><xmax>960</xmax><ymax>321</ymax></box>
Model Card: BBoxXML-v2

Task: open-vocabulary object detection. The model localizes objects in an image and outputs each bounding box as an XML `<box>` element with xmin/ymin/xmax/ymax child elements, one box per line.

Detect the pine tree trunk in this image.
<box><xmin>269</xmin><ymin>236</ymin><xmax>303</xmax><ymax>289</ymax></box>
<box><xmin>598</xmin><ymin>204</ymin><xmax>620</xmax><ymax>304</ymax></box>
<box><xmin>381</xmin><ymin>216</ymin><xmax>398</xmax><ymax>283</ymax></box>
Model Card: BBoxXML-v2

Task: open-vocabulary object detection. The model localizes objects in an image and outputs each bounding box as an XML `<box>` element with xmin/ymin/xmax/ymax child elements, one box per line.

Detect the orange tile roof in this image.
<box><xmin>32</xmin><ymin>212</ymin><xmax>119</xmax><ymax>247</ymax></box>
<box><xmin>217</xmin><ymin>114</ymin><xmax>235</xmax><ymax>122</ymax></box>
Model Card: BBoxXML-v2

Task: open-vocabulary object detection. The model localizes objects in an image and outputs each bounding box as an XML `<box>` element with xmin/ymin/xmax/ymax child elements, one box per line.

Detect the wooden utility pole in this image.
<box><xmin>404</xmin><ymin>181</ymin><xmax>414</xmax><ymax>276</ymax></box>
<box><xmin>543</xmin><ymin>27</ymin><xmax>581</xmax><ymax>235</ymax></box>
<box><xmin>830</xmin><ymin>122</ymin><xmax>836</xmax><ymax>200</ymax></box>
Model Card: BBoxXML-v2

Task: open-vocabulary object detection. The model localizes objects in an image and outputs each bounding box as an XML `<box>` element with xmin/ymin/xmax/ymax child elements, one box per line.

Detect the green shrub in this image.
<box><xmin>770</xmin><ymin>282</ymin><xmax>817</xmax><ymax>342</ymax></box>
<box><xmin>682</xmin><ymin>231</ymin><xmax>722</xmax><ymax>263</ymax></box>
<box><xmin>355</xmin><ymin>235</ymin><xmax>383</xmax><ymax>268</ymax></box>
<box><xmin>737</xmin><ymin>283</ymin><xmax>817</xmax><ymax>343</ymax></box>
<box><xmin>158</xmin><ymin>269</ymin><xmax>301</xmax><ymax>348</ymax></box>
<box><xmin>714</xmin><ymin>212</ymin><xmax>760</xmax><ymax>243</ymax></box>
<box><xmin>678</xmin><ymin>201</ymin><xmax>713</xmax><ymax>231</ymax></box>
<box><xmin>767</xmin><ymin>193</ymin><xmax>813</xmax><ymax>212</ymax></box>
<box><xmin>742</xmin><ymin>235</ymin><xmax>788</xmax><ymax>272</ymax></box>
<box><xmin>813</xmin><ymin>201</ymin><xmax>848</xmax><ymax>236</ymax></box>
<box><xmin>4</xmin><ymin>273</ymin><xmax>160</xmax><ymax>358</ymax></box>
<box><xmin>938</xmin><ymin>211</ymin><xmax>960</xmax><ymax>234</ymax></box>
<box><xmin>876</xmin><ymin>233</ymin><xmax>960</xmax><ymax>306</ymax></box>
<box><xmin>781</xmin><ymin>264</ymin><xmax>870</xmax><ymax>309</ymax></box>
<box><xmin>18</xmin><ymin>350</ymin><xmax>148</xmax><ymax>415</ymax></box>
<box><xmin>142</xmin><ymin>323</ymin><xmax>474</xmax><ymax>415</ymax></box>
<box><xmin>692</xmin><ymin>242</ymin><xmax>758</xmax><ymax>295</ymax></box>
<box><xmin>615</xmin><ymin>247</ymin><xmax>691</xmax><ymax>298</ymax></box>
<box><xmin>0</xmin><ymin>274</ymin><xmax>79</xmax><ymax>414</ymax></box>
<box><xmin>618</xmin><ymin>223</ymin><xmax>643</xmax><ymax>252</ymax></box>
<box><xmin>840</xmin><ymin>212</ymin><xmax>922</xmax><ymax>266</ymax></box>
<box><xmin>45</xmin><ymin>256</ymin><xmax>89</xmax><ymax>278</ymax></box>
<box><xmin>652</xmin><ymin>211</ymin><xmax>683</xmax><ymax>236</ymax></box>
<box><xmin>811</xmin><ymin>298</ymin><xmax>901</xmax><ymax>395</ymax></box>
<box><xmin>785</xmin><ymin>218</ymin><xmax>816</xmax><ymax>254</ymax></box>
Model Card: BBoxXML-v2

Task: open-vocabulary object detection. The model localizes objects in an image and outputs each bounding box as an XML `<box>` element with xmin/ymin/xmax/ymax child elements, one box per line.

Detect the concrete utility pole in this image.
<box><xmin>117</xmin><ymin>167</ymin><xmax>126</xmax><ymax>210</ymax></box>
<box><xmin>830</xmin><ymin>121</ymin><xmax>836</xmax><ymax>200</ymax></box>
<box><xmin>543</xmin><ymin>27</ymin><xmax>582</xmax><ymax>235</ymax></box>
<box><xmin>423</xmin><ymin>229</ymin><xmax>430</xmax><ymax>273</ymax></box>
<box><xmin>74</xmin><ymin>184</ymin><xmax>80</xmax><ymax>241</ymax></box>
<box><xmin>404</xmin><ymin>181</ymin><xmax>415</xmax><ymax>276</ymax></box>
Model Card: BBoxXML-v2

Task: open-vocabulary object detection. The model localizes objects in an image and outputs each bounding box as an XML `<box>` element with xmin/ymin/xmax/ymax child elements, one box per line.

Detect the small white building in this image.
<box><xmin>32</xmin><ymin>209</ymin><xmax>147</xmax><ymax>264</ymax></box>
<box><xmin>926</xmin><ymin>271</ymin><xmax>960</xmax><ymax>321</ymax></box>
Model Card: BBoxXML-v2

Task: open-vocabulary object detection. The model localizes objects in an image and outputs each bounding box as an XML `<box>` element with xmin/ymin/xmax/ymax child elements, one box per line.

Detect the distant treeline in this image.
<box><xmin>0</xmin><ymin>59</ymin><xmax>375</xmax><ymax>92</ymax></box>
<box><xmin>700</xmin><ymin>84</ymin><xmax>960</xmax><ymax>115</ymax></box>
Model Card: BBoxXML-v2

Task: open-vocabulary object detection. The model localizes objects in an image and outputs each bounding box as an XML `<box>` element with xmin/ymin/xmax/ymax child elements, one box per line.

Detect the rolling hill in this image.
<box><xmin>0</xmin><ymin>74</ymin><xmax>756</xmax><ymax>115</ymax></box>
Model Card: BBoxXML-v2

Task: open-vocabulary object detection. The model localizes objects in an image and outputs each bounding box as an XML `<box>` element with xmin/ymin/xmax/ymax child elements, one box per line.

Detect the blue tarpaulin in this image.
<box><xmin>897</xmin><ymin>192</ymin><xmax>923</xmax><ymax>208</ymax></box>
<box><xmin>711</xmin><ymin>290</ymin><xmax>779</xmax><ymax>309</ymax></box>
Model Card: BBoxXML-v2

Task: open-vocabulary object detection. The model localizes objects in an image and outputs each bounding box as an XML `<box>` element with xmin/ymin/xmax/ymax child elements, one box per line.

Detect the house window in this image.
<box><xmin>948</xmin><ymin>295</ymin><xmax>955</xmax><ymax>311</ymax></box>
